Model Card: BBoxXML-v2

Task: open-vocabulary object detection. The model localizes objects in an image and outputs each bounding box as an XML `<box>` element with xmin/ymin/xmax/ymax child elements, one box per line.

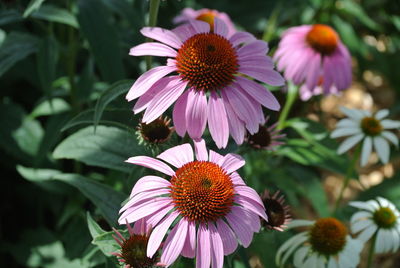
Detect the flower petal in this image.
<box><xmin>173</xmin><ymin>90</ymin><xmax>189</xmax><ymax>137</ymax></box>
<box><xmin>239</xmin><ymin>67</ymin><xmax>285</xmax><ymax>86</ymax></box>
<box><xmin>381</xmin><ymin>131</ymin><xmax>398</xmax><ymax>146</ymax></box>
<box><xmin>213</xmin><ymin>17</ymin><xmax>228</xmax><ymax>37</ymax></box>
<box><xmin>375</xmin><ymin>109</ymin><xmax>389</xmax><ymax>120</ymax></box>
<box><xmin>373</xmin><ymin>136</ymin><xmax>390</xmax><ymax>164</ymax></box>
<box><xmin>157</xmin><ymin>143</ymin><xmax>193</xmax><ymax>168</ymax></box>
<box><xmin>190</xmin><ymin>20</ymin><xmax>210</xmax><ymax>34</ymax></box>
<box><xmin>160</xmin><ymin>218</ymin><xmax>189</xmax><ymax>266</ymax></box>
<box><xmin>360</xmin><ymin>136</ymin><xmax>372</xmax><ymax>166</ymax></box>
<box><xmin>221</xmin><ymin>153</ymin><xmax>245</xmax><ymax>173</ymax></box>
<box><xmin>208</xmin><ymin>91</ymin><xmax>229</xmax><ymax>148</ymax></box>
<box><xmin>125</xmin><ymin>156</ymin><xmax>175</xmax><ymax>176</ymax></box>
<box><xmin>381</xmin><ymin>119</ymin><xmax>400</xmax><ymax>129</ymax></box>
<box><xmin>209</xmin><ymin>224</ymin><xmax>224</xmax><ymax>268</ymax></box>
<box><xmin>196</xmin><ymin>223</ymin><xmax>211</xmax><ymax>268</ymax></box>
<box><xmin>331</xmin><ymin>127</ymin><xmax>361</xmax><ymax>138</ymax></box>
<box><xmin>181</xmin><ymin>220</ymin><xmax>196</xmax><ymax>258</ymax></box>
<box><xmin>229</xmin><ymin>31</ymin><xmax>256</xmax><ymax>47</ymax></box>
<box><xmin>194</xmin><ymin>139</ymin><xmax>208</xmax><ymax>161</ymax></box>
<box><xmin>337</xmin><ymin>133</ymin><xmax>364</xmax><ymax>154</ymax></box>
<box><xmin>129</xmin><ymin>42</ymin><xmax>177</xmax><ymax>57</ymax></box>
<box><xmin>216</xmin><ymin>219</ymin><xmax>238</xmax><ymax>255</ymax></box>
<box><xmin>140</xmin><ymin>27</ymin><xmax>183</xmax><ymax>49</ymax></box>
<box><xmin>186</xmin><ymin>89</ymin><xmax>208</xmax><ymax>140</ymax></box>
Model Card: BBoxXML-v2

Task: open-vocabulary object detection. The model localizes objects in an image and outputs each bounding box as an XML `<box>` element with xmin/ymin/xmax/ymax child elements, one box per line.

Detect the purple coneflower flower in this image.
<box><xmin>127</xmin><ymin>19</ymin><xmax>283</xmax><ymax>148</ymax></box>
<box><xmin>173</xmin><ymin>8</ymin><xmax>236</xmax><ymax>37</ymax></box>
<box><xmin>246</xmin><ymin>117</ymin><xmax>285</xmax><ymax>150</ymax></box>
<box><xmin>119</xmin><ymin>140</ymin><xmax>268</xmax><ymax>268</ymax></box>
<box><xmin>274</xmin><ymin>24</ymin><xmax>351</xmax><ymax>100</ymax></box>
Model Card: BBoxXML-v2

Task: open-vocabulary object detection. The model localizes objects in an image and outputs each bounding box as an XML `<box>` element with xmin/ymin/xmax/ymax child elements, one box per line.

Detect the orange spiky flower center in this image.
<box><xmin>309</xmin><ymin>217</ymin><xmax>347</xmax><ymax>255</ymax></box>
<box><xmin>196</xmin><ymin>11</ymin><xmax>217</xmax><ymax>31</ymax></box>
<box><xmin>373</xmin><ymin>207</ymin><xmax>397</xmax><ymax>229</ymax></box>
<box><xmin>139</xmin><ymin>116</ymin><xmax>173</xmax><ymax>144</ymax></box>
<box><xmin>360</xmin><ymin>116</ymin><xmax>382</xmax><ymax>136</ymax></box>
<box><xmin>170</xmin><ymin>161</ymin><xmax>235</xmax><ymax>223</ymax></box>
<box><xmin>306</xmin><ymin>24</ymin><xmax>339</xmax><ymax>55</ymax></box>
<box><xmin>176</xmin><ymin>33</ymin><xmax>238</xmax><ymax>92</ymax></box>
<box><xmin>121</xmin><ymin>234</ymin><xmax>157</xmax><ymax>268</ymax></box>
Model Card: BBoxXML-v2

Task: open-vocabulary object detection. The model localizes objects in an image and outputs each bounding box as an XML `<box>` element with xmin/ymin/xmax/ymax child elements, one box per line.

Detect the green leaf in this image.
<box><xmin>339</xmin><ymin>0</ymin><xmax>381</xmax><ymax>31</ymax></box>
<box><xmin>0</xmin><ymin>29</ymin><xmax>5</xmax><ymax>47</ymax></box>
<box><xmin>0</xmin><ymin>9</ymin><xmax>23</xmax><ymax>26</ymax></box>
<box><xmin>17</xmin><ymin>165</ymin><xmax>62</xmax><ymax>183</ymax></box>
<box><xmin>37</xmin><ymin>36</ymin><xmax>59</xmax><ymax>93</ymax></box>
<box><xmin>23</xmin><ymin>0</ymin><xmax>45</xmax><ymax>18</ymax></box>
<box><xmin>13</xmin><ymin>117</ymin><xmax>44</xmax><ymax>156</ymax></box>
<box><xmin>30</xmin><ymin>98</ymin><xmax>70</xmax><ymax>118</ymax></box>
<box><xmin>87</xmin><ymin>212</ymin><xmax>106</xmax><ymax>238</ymax></box>
<box><xmin>0</xmin><ymin>32</ymin><xmax>39</xmax><ymax>78</ymax></box>
<box><xmin>77</xmin><ymin>0</ymin><xmax>125</xmax><ymax>82</ymax></box>
<box><xmin>92</xmin><ymin>231</ymin><xmax>122</xmax><ymax>257</ymax></box>
<box><xmin>53</xmin><ymin>125</ymin><xmax>141</xmax><ymax>172</ymax></box>
<box><xmin>53</xmin><ymin>173</ymin><xmax>126</xmax><ymax>226</ymax></box>
<box><xmin>31</xmin><ymin>4</ymin><xmax>79</xmax><ymax>28</ymax></box>
<box><xmin>94</xmin><ymin>80</ymin><xmax>132</xmax><ymax>131</ymax></box>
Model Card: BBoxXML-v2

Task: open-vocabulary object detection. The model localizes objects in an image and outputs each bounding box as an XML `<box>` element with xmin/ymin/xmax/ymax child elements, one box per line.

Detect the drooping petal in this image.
<box><xmin>222</xmin><ymin>96</ymin><xmax>246</xmax><ymax>144</ymax></box>
<box><xmin>126</xmin><ymin>65</ymin><xmax>177</xmax><ymax>101</ymax></box>
<box><xmin>125</xmin><ymin>156</ymin><xmax>175</xmax><ymax>176</ymax></box>
<box><xmin>208</xmin><ymin>91</ymin><xmax>229</xmax><ymax>148</ymax></box>
<box><xmin>194</xmin><ymin>139</ymin><xmax>208</xmax><ymax>161</ymax></box>
<box><xmin>216</xmin><ymin>219</ymin><xmax>238</xmax><ymax>255</ymax></box>
<box><xmin>173</xmin><ymin>90</ymin><xmax>189</xmax><ymax>137</ymax></box>
<box><xmin>160</xmin><ymin>218</ymin><xmax>189</xmax><ymax>266</ymax></box>
<box><xmin>209</xmin><ymin>223</ymin><xmax>224</xmax><ymax>268</ymax></box>
<box><xmin>186</xmin><ymin>89</ymin><xmax>208</xmax><ymax>140</ymax></box>
<box><xmin>360</xmin><ymin>137</ymin><xmax>372</xmax><ymax>166</ymax></box>
<box><xmin>337</xmin><ymin>133</ymin><xmax>364</xmax><ymax>154</ymax></box>
<box><xmin>157</xmin><ymin>143</ymin><xmax>193</xmax><ymax>168</ymax></box>
<box><xmin>181</xmin><ymin>220</ymin><xmax>196</xmax><ymax>258</ymax></box>
<box><xmin>373</xmin><ymin>136</ymin><xmax>390</xmax><ymax>164</ymax></box>
<box><xmin>196</xmin><ymin>223</ymin><xmax>211</xmax><ymax>268</ymax></box>
<box><xmin>129</xmin><ymin>42</ymin><xmax>177</xmax><ymax>57</ymax></box>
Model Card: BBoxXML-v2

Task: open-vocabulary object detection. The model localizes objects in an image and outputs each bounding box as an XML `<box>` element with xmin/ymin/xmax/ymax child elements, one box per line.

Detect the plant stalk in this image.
<box><xmin>277</xmin><ymin>82</ymin><xmax>298</xmax><ymax>130</ymax></box>
<box><xmin>146</xmin><ymin>0</ymin><xmax>160</xmax><ymax>70</ymax></box>
<box><xmin>366</xmin><ymin>233</ymin><xmax>377</xmax><ymax>268</ymax></box>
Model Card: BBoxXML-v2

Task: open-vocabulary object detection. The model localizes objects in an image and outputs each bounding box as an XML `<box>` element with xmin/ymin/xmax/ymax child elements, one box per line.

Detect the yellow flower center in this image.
<box><xmin>306</xmin><ymin>24</ymin><xmax>339</xmax><ymax>55</ymax></box>
<box><xmin>360</xmin><ymin>116</ymin><xmax>382</xmax><ymax>136</ymax></box>
<box><xmin>373</xmin><ymin>207</ymin><xmax>397</xmax><ymax>229</ymax></box>
<box><xmin>176</xmin><ymin>33</ymin><xmax>238</xmax><ymax>92</ymax></box>
<box><xmin>170</xmin><ymin>161</ymin><xmax>235</xmax><ymax>223</ymax></box>
<box><xmin>309</xmin><ymin>218</ymin><xmax>347</xmax><ymax>255</ymax></box>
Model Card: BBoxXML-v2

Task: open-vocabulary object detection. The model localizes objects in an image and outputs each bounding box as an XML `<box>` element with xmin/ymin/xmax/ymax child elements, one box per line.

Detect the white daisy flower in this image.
<box><xmin>276</xmin><ymin>218</ymin><xmax>363</xmax><ymax>268</ymax></box>
<box><xmin>350</xmin><ymin>197</ymin><xmax>400</xmax><ymax>253</ymax></box>
<box><xmin>331</xmin><ymin>107</ymin><xmax>400</xmax><ymax>166</ymax></box>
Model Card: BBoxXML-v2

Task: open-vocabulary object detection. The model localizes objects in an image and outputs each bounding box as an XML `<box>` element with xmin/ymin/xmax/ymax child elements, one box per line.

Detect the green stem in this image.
<box><xmin>262</xmin><ymin>3</ymin><xmax>281</xmax><ymax>42</ymax></box>
<box><xmin>277</xmin><ymin>82</ymin><xmax>298</xmax><ymax>130</ymax></box>
<box><xmin>145</xmin><ymin>0</ymin><xmax>160</xmax><ymax>70</ymax></box>
<box><xmin>238</xmin><ymin>247</ymin><xmax>251</xmax><ymax>268</ymax></box>
<box><xmin>366</xmin><ymin>233</ymin><xmax>377</xmax><ymax>268</ymax></box>
<box><xmin>333</xmin><ymin>145</ymin><xmax>361</xmax><ymax>213</ymax></box>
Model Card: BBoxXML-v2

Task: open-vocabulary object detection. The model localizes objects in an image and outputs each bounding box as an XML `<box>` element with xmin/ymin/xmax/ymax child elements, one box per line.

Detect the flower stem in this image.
<box><xmin>333</xmin><ymin>145</ymin><xmax>361</xmax><ymax>213</ymax></box>
<box><xmin>238</xmin><ymin>247</ymin><xmax>251</xmax><ymax>268</ymax></box>
<box><xmin>146</xmin><ymin>0</ymin><xmax>160</xmax><ymax>70</ymax></box>
<box><xmin>366</xmin><ymin>233</ymin><xmax>377</xmax><ymax>268</ymax></box>
<box><xmin>277</xmin><ymin>82</ymin><xmax>298</xmax><ymax>130</ymax></box>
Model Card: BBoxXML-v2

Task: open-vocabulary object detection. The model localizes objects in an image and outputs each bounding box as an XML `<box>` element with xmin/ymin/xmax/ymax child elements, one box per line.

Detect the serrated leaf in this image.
<box><xmin>53</xmin><ymin>125</ymin><xmax>141</xmax><ymax>172</ymax></box>
<box><xmin>53</xmin><ymin>173</ymin><xmax>126</xmax><ymax>226</ymax></box>
<box><xmin>94</xmin><ymin>80</ymin><xmax>132</xmax><ymax>131</ymax></box>
<box><xmin>77</xmin><ymin>0</ymin><xmax>125</xmax><ymax>82</ymax></box>
<box><xmin>23</xmin><ymin>0</ymin><xmax>45</xmax><ymax>18</ymax></box>
<box><xmin>31</xmin><ymin>4</ymin><xmax>78</xmax><ymax>28</ymax></box>
<box><xmin>0</xmin><ymin>32</ymin><xmax>39</xmax><ymax>78</ymax></box>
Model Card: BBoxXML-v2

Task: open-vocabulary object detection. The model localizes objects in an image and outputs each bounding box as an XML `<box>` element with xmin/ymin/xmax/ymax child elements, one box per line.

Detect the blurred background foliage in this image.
<box><xmin>0</xmin><ymin>0</ymin><xmax>399</xmax><ymax>267</ymax></box>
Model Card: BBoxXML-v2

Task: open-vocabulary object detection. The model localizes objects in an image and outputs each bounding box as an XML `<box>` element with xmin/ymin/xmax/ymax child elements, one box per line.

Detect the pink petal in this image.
<box><xmin>186</xmin><ymin>89</ymin><xmax>208</xmax><ymax>140</ymax></box>
<box><xmin>160</xmin><ymin>219</ymin><xmax>189</xmax><ymax>266</ymax></box>
<box><xmin>181</xmin><ymin>220</ymin><xmax>196</xmax><ymax>258</ymax></box>
<box><xmin>216</xmin><ymin>219</ymin><xmax>238</xmax><ymax>255</ymax></box>
<box><xmin>235</xmin><ymin>195</ymin><xmax>268</xmax><ymax>220</ymax></box>
<box><xmin>305</xmin><ymin>52</ymin><xmax>321</xmax><ymax>90</ymax></box>
<box><xmin>140</xmin><ymin>27</ymin><xmax>183</xmax><ymax>49</ymax></box>
<box><xmin>209</xmin><ymin>224</ymin><xmax>224</xmax><ymax>268</ymax></box>
<box><xmin>172</xmin><ymin>24</ymin><xmax>196</xmax><ymax>42</ymax></box>
<box><xmin>234</xmin><ymin>185</ymin><xmax>264</xmax><ymax>207</ymax></box>
<box><xmin>194</xmin><ymin>139</ymin><xmax>208</xmax><ymax>161</ymax></box>
<box><xmin>222</xmin><ymin>97</ymin><xmax>246</xmax><ymax>144</ymax></box>
<box><xmin>121</xmin><ymin>188</ymin><xmax>170</xmax><ymax>213</ymax></box>
<box><xmin>237</xmin><ymin>40</ymin><xmax>269</xmax><ymax>57</ymax></box>
<box><xmin>196</xmin><ymin>223</ymin><xmax>211</xmax><ymax>268</ymax></box>
<box><xmin>208</xmin><ymin>91</ymin><xmax>229</xmax><ymax>149</ymax></box>
<box><xmin>126</xmin><ymin>65</ymin><xmax>177</xmax><ymax>101</ymax></box>
<box><xmin>239</xmin><ymin>56</ymin><xmax>275</xmax><ymax>69</ymax></box>
<box><xmin>190</xmin><ymin>20</ymin><xmax>210</xmax><ymax>33</ymax></box>
<box><xmin>230</xmin><ymin>172</ymin><xmax>245</xmax><ymax>185</ymax></box>
<box><xmin>221</xmin><ymin>85</ymin><xmax>259</xmax><ymax>134</ymax></box>
<box><xmin>129</xmin><ymin>42</ymin><xmax>177</xmax><ymax>57</ymax></box>
<box><xmin>143</xmin><ymin>77</ymin><xmax>188</xmax><ymax>123</ymax></box>
<box><xmin>133</xmin><ymin>78</ymin><xmax>162</xmax><ymax>113</ymax></box>
<box><xmin>146</xmin><ymin>204</ymin><xmax>175</xmax><ymax>228</ymax></box>
<box><xmin>157</xmin><ymin>143</ymin><xmax>193</xmax><ymax>168</ymax></box>
<box><xmin>229</xmin><ymin>32</ymin><xmax>256</xmax><ymax>47</ymax></box>
<box><xmin>221</xmin><ymin>153</ymin><xmax>245</xmax><ymax>173</ymax></box>
<box><xmin>235</xmin><ymin>76</ymin><xmax>280</xmax><ymax>111</ymax></box>
<box><xmin>119</xmin><ymin>197</ymin><xmax>171</xmax><ymax>224</ymax></box>
<box><xmin>125</xmin><ymin>156</ymin><xmax>175</xmax><ymax>176</ymax></box>
<box><xmin>129</xmin><ymin>175</ymin><xmax>170</xmax><ymax>198</ymax></box>
<box><xmin>213</xmin><ymin>17</ymin><xmax>228</xmax><ymax>37</ymax></box>
<box><xmin>225</xmin><ymin>207</ymin><xmax>254</xmax><ymax>247</ymax></box>
<box><xmin>209</xmin><ymin>150</ymin><xmax>224</xmax><ymax>165</ymax></box>
<box><xmin>239</xmin><ymin>67</ymin><xmax>285</xmax><ymax>86</ymax></box>
<box><xmin>147</xmin><ymin>210</ymin><xmax>180</xmax><ymax>258</ymax></box>
<box><xmin>173</xmin><ymin>90</ymin><xmax>189</xmax><ymax>137</ymax></box>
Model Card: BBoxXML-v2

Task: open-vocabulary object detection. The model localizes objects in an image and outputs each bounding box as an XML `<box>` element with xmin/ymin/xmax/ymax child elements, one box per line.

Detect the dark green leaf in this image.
<box><xmin>53</xmin><ymin>173</ymin><xmax>126</xmax><ymax>226</ymax></box>
<box><xmin>37</xmin><ymin>36</ymin><xmax>59</xmax><ymax>93</ymax></box>
<box><xmin>87</xmin><ymin>212</ymin><xmax>106</xmax><ymax>238</ymax></box>
<box><xmin>0</xmin><ymin>9</ymin><xmax>23</xmax><ymax>26</ymax></box>
<box><xmin>0</xmin><ymin>32</ymin><xmax>39</xmax><ymax>78</ymax></box>
<box><xmin>30</xmin><ymin>98</ymin><xmax>70</xmax><ymax>118</ymax></box>
<box><xmin>53</xmin><ymin>125</ymin><xmax>141</xmax><ymax>172</ymax></box>
<box><xmin>94</xmin><ymin>80</ymin><xmax>132</xmax><ymax>131</ymax></box>
<box><xmin>31</xmin><ymin>4</ymin><xmax>79</xmax><ymax>28</ymax></box>
<box><xmin>23</xmin><ymin>0</ymin><xmax>45</xmax><ymax>18</ymax></box>
<box><xmin>77</xmin><ymin>0</ymin><xmax>125</xmax><ymax>82</ymax></box>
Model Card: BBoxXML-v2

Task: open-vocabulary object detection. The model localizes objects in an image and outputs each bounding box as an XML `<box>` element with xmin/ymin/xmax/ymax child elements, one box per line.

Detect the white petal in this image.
<box><xmin>381</xmin><ymin>131</ymin><xmax>399</xmax><ymax>146</ymax></box>
<box><xmin>373</xmin><ymin>136</ymin><xmax>391</xmax><ymax>164</ymax></box>
<box><xmin>276</xmin><ymin>232</ymin><xmax>308</xmax><ymax>266</ymax></box>
<box><xmin>339</xmin><ymin>106</ymin><xmax>365</xmax><ymax>120</ymax></box>
<box><xmin>358</xmin><ymin>224</ymin><xmax>377</xmax><ymax>242</ymax></box>
<box><xmin>350</xmin><ymin>211</ymin><xmax>371</xmax><ymax>224</ymax></box>
<box><xmin>337</xmin><ymin>134</ymin><xmax>364</xmax><ymax>154</ymax></box>
<box><xmin>293</xmin><ymin>246</ymin><xmax>309</xmax><ymax>267</ymax></box>
<box><xmin>331</xmin><ymin>127</ymin><xmax>361</xmax><ymax>138</ymax></box>
<box><xmin>349</xmin><ymin>201</ymin><xmax>375</xmax><ymax>212</ymax></box>
<box><xmin>360</xmin><ymin>137</ymin><xmax>372</xmax><ymax>166</ymax></box>
<box><xmin>287</xmin><ymin>220</ymin><xmax>314</xmax><ymax>229</ymax></box>
<box><xmin>351</xmin><ymin>219</ymin><xmax>373</xmax><ymax>233</ymax></box>
<box><xmin>381</xmin><ymin>119</ymin><xmax>400</xmax><ymax>129</ymax></box>
<box><xmin>390</xmin><ymin>229</ymin><xmax>400</xmax><ymax>252</ymax></box>
<box><xmin>375</xmin><ymin>109</ymin><xmax>389</xmax><ymax>120</ymax></box>
<box><xmin>336</xmin><ymin>118</ymin><xmax>358</xmax><ymax>128</ymax></box>
<box><xmin>375</xmin><ymin>229</ymin><xmax>387</xmax><ymax>253</ymax></box>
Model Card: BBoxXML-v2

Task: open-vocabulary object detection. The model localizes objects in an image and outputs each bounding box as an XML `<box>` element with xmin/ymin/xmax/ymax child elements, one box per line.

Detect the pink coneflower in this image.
<box><xmin>112</xmin><ymin>219</ymin><xmax>160</xmax><ymax>268</ymax></box>
<box><xmin>274</xmin><ymin>24</ymin><xmax>351</xmax><ymax>101</ymax></box>
<box><xmin>127</xmin><ymin>19</ymin><xmax>283</xmax><ymax>148</ymax></box>
<box><xmin>119</xmin><ymin>140</ymin><xmax>268</xmax><ymax>268</ymax></box>
<box><xmin>246</xmin><ymin>117</ymin><xmax>285</xmax><ymax>150</ymax></box>
<box><xmin>173</xmin><ymin>8</ymin><xmax>236</xmax><ymax>37</ymax></box>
